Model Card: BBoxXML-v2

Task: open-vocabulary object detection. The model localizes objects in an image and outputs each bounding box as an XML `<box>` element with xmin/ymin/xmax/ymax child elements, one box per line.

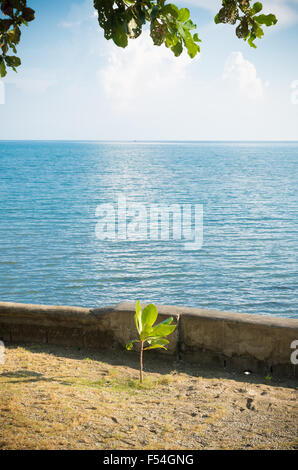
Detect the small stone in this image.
<box><xmin>246</xmin><ymin>398</ymin><xmax>255</xmax><ymax>411</ymax></box>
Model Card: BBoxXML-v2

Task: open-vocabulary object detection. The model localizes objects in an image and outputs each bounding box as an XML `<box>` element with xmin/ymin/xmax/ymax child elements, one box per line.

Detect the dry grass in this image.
<box><xmin>0</xmin><ymin>343</ymin><xmax>297</xmax><ymax>450</ymax></box>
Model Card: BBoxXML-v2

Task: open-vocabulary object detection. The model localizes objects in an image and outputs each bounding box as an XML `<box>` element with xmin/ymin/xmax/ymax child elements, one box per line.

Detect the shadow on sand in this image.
<box><xmin>1</xmin><ymin>342</ymin><xmax>297</xmax><ymax>390</ymax></box>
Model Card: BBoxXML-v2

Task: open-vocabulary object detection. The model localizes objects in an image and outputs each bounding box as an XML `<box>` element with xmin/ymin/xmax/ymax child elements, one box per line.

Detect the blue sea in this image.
<box><xmin>0</xmin><ymin>141</ymin><xmax>297</xmax><ymax>318</ymax></box>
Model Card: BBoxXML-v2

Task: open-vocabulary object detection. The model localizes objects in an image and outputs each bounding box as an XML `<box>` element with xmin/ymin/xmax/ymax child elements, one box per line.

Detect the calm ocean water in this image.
<box><xmin>0</xmin><ymin>141</ymin><xmax>297</xmax><ymax>318</ymax></box>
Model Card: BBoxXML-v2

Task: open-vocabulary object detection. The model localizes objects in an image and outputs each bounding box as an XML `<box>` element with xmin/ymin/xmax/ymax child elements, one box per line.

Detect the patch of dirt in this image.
<box><xmin>0</xmin><ymin>343</ymin><xmax>297</xmax><ymax>450</ymax></box>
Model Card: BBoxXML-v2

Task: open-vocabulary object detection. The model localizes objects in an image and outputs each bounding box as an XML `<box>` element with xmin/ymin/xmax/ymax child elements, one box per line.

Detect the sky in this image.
<box><xmin>0</xmin><ymin>0</ymin><xmax>298</xmax><ymax>140</ymax></box>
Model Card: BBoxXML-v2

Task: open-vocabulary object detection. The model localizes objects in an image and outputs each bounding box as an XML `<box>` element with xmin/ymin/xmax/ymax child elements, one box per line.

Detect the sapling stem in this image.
<box><xmin>140</xmin><ymin>341</ymin><xmax>144</xmax><ymax>383</ymax></box>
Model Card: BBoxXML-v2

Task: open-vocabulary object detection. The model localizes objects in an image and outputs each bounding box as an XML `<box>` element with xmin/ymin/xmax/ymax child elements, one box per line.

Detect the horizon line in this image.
<box><xmin>0</xmin><ymin>139</ymin><xmax>298</xmax><ymax>143</ymax></box>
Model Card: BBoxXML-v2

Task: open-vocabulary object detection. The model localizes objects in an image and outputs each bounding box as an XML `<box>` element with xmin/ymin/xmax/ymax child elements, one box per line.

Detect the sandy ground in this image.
<box><xmin>0</xmin><ymin>343</ymin><xmax>297</xmax><ymax>450</ymax></box>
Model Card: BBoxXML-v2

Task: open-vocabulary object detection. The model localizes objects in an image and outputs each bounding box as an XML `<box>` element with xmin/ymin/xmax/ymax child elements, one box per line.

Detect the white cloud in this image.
<box><xmin>223</xmin><ymin>52</ymin><xmax>263</xmax><ymax>100</ymax></box>
<box><xmin>60</xmin><ymin>21</ymin><xmax>82</xmax><ymax>29</ymax></box>
<box><xmin>96</xmin><ymin>41</ymin><xmax>273</xmax><ymax>140</ymax></box>
<box><xmin>99</xmin><ymin>31</ymin><xmax>198</xmax><ymax>110</ymax></box>
<box><xmin>7</xmin><ymin>69</ymin><xmax>57</xmax><ymax>95</ymax></box>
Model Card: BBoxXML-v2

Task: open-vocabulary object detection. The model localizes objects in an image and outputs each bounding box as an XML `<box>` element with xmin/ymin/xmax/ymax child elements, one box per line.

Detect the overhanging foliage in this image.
<box><xmin>0</xmin><ymin>0</ymin><xmax>277</xmax><ymax>78</ymax></box>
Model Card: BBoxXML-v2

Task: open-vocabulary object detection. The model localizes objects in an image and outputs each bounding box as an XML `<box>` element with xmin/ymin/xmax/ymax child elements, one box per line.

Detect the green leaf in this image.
<box><xmin>254</xmin><ymin>13</ymin><xmax>277</xmax><ymax>26</ymax></box>
<box><xmin>141</xmin><ymin>304</ymin><xmax>158</xmax><ymax>331</ymax></box>
<box><xmin>144</xmin><ymin>344</ymin><xmax>168</xmax><ymax>351</ymax></box>
<box><xmin>162</xmin><ymin>4</ymin><xmax>179</xmax><ymax>19</ymax></box>
<box><xmin>134</xmin><ymin>300</ymin><xmax>142</xmax><ymax>335</ymax></box>
<box><xmin>248</xmin><ymin>36</ymin><xmax>257</xmax><ymax>48</ymax></box>
<box><xmin>5</xmin><ymin>55</ymin><xmax>21</xmax><ymax>68</ymax></box>
<box><xmin>126</xmin><ymin>339</ymin><xmax>139</xmax><ymax>350</ymax></box>
<box><xmin>151</xmin><ymin>323</ymin><xmax>176</xmax><ymax>337</ymax></box>
<box><xmin>183</xmin><ymin>19</ymin><xmax>196</xmax><ymax>31</ymax></box>
<box><xmin>171</xmin><ymin>40</ymin><xmax>183</xmax><ymax>57</ymax></box>
<box><xmin>184</xmin><ymin>35</ymin><xmax>199</xmax><ymax>59</ymax></box>
<box><xmin>0</xmin><ymin>20</ymin><xmax>13</xmax><ymax>33</ymax></box>
<box><xmin>112</xmin><ymin>16</ymin><xmax>128</xmax><ymax>48</ymax></box>
<box><xmin>236</xmin><ymin>18</ymin><xmax>249</xmax><ymax>39</ymax></box>
<box><xmin>144</xmin><ymin>338</ymin><xmax>169</xmax><ymax>350</ymax></box>
<box><xmin>0</xmin><ymin>59</ymin><xmax>7</xmax><ymax>78</ymax></box>
<box><xmin>253</xmin><ymin>23</ymin><xmax>264</xmax><ymax>39</ymax></box>
<box><xmin>150</xmin><ymin>19</ymin><xmax>167</xmax><ymax>46</ymax></box>
<box><xmin>21</xmin><ymin>7</ymin><xmax>35</xmax><ymax>22</ymax></box>
<box><xmin>154</xmin><ymin>317</ymin><xmax>174</xmax><ymax>327</ymax></box>
<box><xmin>178</xmin><ymin>8</ymin><xmax>190</xmax><ymax>23</ymax></box>
<box><xmin>214</xmin><ymin>14</ymin><xmax>220</xmax><ymax>24</ymax></box>
<box><xmin>146</xmin><ymin>337</ymin><xmax>169</xmax><ymax>345</ymax></box>
<box><xmin>253</xmin><ymin>2</ymin><xmax>263</xmax><ymax>14</ymax></box>
<box><xmin>165</xmin><ymin>32</ymin><xmax>178</xmax><ymax>48</ymax></box>
<box><xmin>141</xmin><ymin>316</ymin><xmax>176</xmax><ymax>340</ymax></box>
<box><xmin>6</xmin><ymin>27</ymin><xmax>21</xmax><ymax>44</ymax></box>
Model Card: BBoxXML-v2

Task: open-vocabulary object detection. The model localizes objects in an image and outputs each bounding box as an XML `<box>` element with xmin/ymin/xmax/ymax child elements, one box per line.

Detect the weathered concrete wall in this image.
<box><xmin>0</xmin><ymin>301</ymin><xmax>179</xmax><ymax>354</ymax></box>
<box><xmin>179</xmin><ymin>308</ymin><xmax>298</xmax><ymax>377</ymax></box>
<box><xmin>0</xmin><ymin>301</ymin><xmax>297</xmax><ymax>377</ymax></box>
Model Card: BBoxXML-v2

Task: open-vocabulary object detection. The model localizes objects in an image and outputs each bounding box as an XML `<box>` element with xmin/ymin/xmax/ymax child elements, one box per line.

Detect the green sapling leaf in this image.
<box><xmin>126</xmin><ymin>339</ymin><xmax>140</xmax><ymax>350</ymax></box>
<box><xmin>141</xmin><ymin>304</ymin><xmax>158</xmax><ymax>330</ymax></box>
<box><xmin>134</xmin><ymin>300</ymin><xmax>142</xmax><ymax>334</ymax></box>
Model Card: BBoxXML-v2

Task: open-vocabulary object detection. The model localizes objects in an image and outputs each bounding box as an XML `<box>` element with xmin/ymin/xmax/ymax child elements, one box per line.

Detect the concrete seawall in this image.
<box><xmin>0</xmin><ymin>301</ymin><xmax>297</xmax><ymax>378</ymax></box>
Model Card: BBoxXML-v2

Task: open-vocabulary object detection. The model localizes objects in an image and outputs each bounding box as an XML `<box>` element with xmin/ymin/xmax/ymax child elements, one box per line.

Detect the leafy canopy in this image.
<box><xmin>94</xmin><ymin>0</ymin><xmax>201</xmax><ymax>59</ymax></box>
<box><xmin>0</xmin><ymin>0</ymin><xmax>277</xmax><ymax>77</ymax></box>
<box><xmin>0</xmin><ymin>0</ymin><xmax>35</xmax><ymax>77</ymax></box>
<box><xmin>214</xmin><ymin>1</ymin><xmax>278</xmax><ymax>49</ymax></box>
